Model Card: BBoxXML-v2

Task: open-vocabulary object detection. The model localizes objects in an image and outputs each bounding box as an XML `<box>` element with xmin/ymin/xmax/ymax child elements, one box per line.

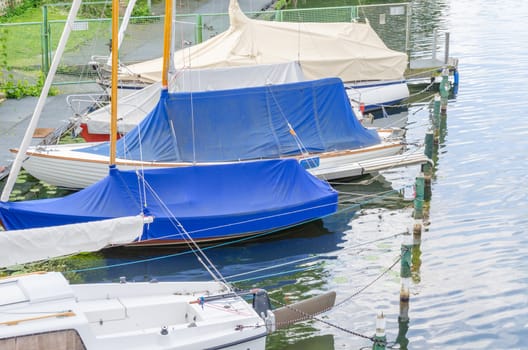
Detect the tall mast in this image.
<box><xmin>1</xmin><ymin>0</ymin><xmax>83</xmax><ymax>202</ymax></box>
<box><xmin>161</xmin><ymin>0</ymin><xmax>173</xmax><ymax>89</ymax></box>
<box><xmin>109</xmin><ymin>0</ymin><xmax>119</xmax><ymax>166</ymax></box>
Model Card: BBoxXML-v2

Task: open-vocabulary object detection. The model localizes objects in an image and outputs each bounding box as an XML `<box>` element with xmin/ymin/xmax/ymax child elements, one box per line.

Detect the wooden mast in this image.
<box><xmin>161</xmin><ymin>0</ymin><xmax>172</xmax><ymax>89</ymax></box>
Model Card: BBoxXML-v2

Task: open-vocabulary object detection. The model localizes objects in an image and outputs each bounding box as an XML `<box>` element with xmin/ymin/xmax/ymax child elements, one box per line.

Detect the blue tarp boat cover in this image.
<box><xmin>0</xmin><ymin>159</ymin><xmax>338</xmax><ymax>243</ymax></box>
<box><xmin>78</xmin><ymin>77</ymin><xmax>380</xmax><ymax>162</ymax></box>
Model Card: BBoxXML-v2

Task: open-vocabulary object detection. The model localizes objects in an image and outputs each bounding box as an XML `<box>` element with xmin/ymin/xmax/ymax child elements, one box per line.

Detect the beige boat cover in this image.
<box><xmin>127</xmin><ymin>0</ymin><xmax>407</xmax><ymax>84</ymax></box>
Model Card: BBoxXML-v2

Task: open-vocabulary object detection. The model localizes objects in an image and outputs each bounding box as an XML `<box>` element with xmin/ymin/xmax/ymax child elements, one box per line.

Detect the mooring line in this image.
<box><xmin>334</xmin><ymin>251</ymin><xmax>404</xmax><ymax>309</ymax></box>
<box><xmin>269</xmin><ymin>295</ymin><xmax>375</xmax><ymax>342</ymax></box>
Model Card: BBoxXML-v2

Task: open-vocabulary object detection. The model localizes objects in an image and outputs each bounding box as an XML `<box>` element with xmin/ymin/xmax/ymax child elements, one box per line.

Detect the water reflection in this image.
<box><xmin>267</xmin><ymin>334</ymin><xmax>335</xmax><ymax>350</ymax></box>
<box><xmin>91</xmin><ymin>215</ymin><xmax>352</xmax><ymax>284</ymax></box>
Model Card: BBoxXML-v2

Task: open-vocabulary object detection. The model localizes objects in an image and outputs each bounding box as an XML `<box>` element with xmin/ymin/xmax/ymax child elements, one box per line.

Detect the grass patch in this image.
<box><xmin>2</xmin><ymin>8</ymin><xmax>109</xmax><ymax>69</ymax></box>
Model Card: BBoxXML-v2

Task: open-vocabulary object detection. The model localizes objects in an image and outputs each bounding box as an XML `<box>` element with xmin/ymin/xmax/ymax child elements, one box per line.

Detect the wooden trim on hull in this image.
<box><xmin>11</xmin><ymin>142</ymin><xmax>402</xmax><ymax>167</ymax></box>
<box><xmin>12</xmin><ymin>142</ymin><xmax>405</xmax><ymax>188</ymax></box>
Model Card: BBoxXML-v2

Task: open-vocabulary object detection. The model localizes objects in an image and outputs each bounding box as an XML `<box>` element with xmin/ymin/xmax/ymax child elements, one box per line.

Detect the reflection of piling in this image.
<box><xmin>432</xmin><ymin>94</ymin><xmax>441</xmax><ymax>142</ymax></box>
<box><xmin>423</xmin><ymin>131</ymin><xmax>434</xmax><ymax>165</ymax></box>
<box><xmin>439</xmin><ymin>68</ymin><xmax>450</xmax><ymax>112</ymax></box>
<box><xmin>422</xmin><ymin>131</ymin><xmax>434</xmax><ymax>201</ymax></box>
<box><xmin>400</xmin><ymin>234</ymin><xmax>412</xmax><ymax>303</ymax></box>
<box><xmin>412</xmin><ymin>230</ymin><xmax>422</xmax><ymax>283</ymax></box>
<box><xmin>396</xmin><ymin>234</ymin><xmax>412</xmax><ymax>350</ymax></box>
<box><xmin>372</xmin><ymin>313</ymin><xmax>387</xmax><ymax>350</ymax></box>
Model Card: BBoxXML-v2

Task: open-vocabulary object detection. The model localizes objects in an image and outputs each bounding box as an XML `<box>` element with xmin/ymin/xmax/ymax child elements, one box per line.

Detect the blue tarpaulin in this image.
<box><xmin>0</xmin><ymin>159</ymin><xmax>338</xmax><ymax>243</ymax></box>
<box><xmin>78</xmin><ymin>77</ymin><xmax>380</xmax><ymax>162</ymax></box>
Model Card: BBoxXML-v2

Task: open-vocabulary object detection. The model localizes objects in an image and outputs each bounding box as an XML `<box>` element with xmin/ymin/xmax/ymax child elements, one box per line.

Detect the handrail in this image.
<box><xmin>0</xmin><ymin>271</ymin><xmax>47</xmax><ymax>281</ymax></box>
<box><xmin>0</xmin><ymin>311</ymin><xmax>76</xmax><ymax>326</ymax></box>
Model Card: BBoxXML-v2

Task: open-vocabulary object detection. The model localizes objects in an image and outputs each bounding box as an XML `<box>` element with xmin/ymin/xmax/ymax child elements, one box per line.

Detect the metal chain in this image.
<box><xmin>269</xmin><ymin>296</ymin><xmax>375</xmax><ymax>341</ymax></box>
<box><xmin>334</xmin><ymin>251</ymin><xmax>404</xmax><ymax>308</ymax></box>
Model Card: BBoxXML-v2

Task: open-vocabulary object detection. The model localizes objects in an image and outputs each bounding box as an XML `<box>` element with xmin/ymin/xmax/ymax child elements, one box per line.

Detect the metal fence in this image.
<box><xmin>0</xmin><ymin>2</ymin><xmax>447</xmax><ymax>86</ymax></box>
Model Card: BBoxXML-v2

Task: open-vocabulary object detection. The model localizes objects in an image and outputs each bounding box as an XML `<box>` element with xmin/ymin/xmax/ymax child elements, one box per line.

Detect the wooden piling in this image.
<box><xmin>413</xmin><ymin>174</ymin><xmax>425</xmax><ymax>220</ymax></box>
<box><xmin>372</xmin><ymin>313</ymin><xmax>387</xmax><ymax>350</ymax></box>
<box><xmin>413</xmin><ymin>219</ymin><xmax>422</xmax><ymax>237</ymax></box>
<box><xmin>422</xmin><ymin>131</ymin><xmax>434</xmax><ymax>177</ymax></box>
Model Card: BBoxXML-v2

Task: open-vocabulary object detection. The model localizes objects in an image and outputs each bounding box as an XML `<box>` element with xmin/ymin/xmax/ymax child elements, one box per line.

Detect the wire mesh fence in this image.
<box><xmin>0</xmin><ymin>2</ymin><xmax>444</xmax><ymax>87</ymax></box>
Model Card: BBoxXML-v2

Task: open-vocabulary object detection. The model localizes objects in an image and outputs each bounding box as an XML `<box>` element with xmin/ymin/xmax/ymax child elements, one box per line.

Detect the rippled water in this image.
<box><xmin>3</xmin><ymin>0</ymin><xmax>528</xmax><ymax>349</ymax></box>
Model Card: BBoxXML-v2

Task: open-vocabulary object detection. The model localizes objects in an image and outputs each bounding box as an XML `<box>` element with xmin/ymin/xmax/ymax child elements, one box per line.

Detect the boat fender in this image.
<box><xmin>252</xmin><ymin>289</ymin><xmax>272</xmax><ymax>319</ymax></box>
<box><xmin>264</xmin><ymin>310</ymin><xmax>276</xmax><ymax>333</ymax></box>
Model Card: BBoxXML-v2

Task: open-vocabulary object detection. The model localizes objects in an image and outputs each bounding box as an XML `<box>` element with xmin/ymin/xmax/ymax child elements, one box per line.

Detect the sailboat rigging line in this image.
<box><xmin>225</xmin><ymin>256</ymin><xmax>324</xmax><ymax>281</ymax></box>
<box><xmin>134</xmin><ymin>169</ymin><xmax>148</xmax><ymax>212</ymax></box>
<box><xmin>190</xmin><ymin>89</ymin><xmax>196</xmax><ymax>163</ymax></box>
<box><xmin>169</xmin><ymin>0</ymin><xmax>176</xmax><ymax>79</ymax></box>
<box><xmin>229</xmin><ymin>265</ymin><xmax>321</xmax><ymax>284</ymax></box>
<box><xmin>134</xmin><ymin>199</ymin><xmax>337</xmax><ymax>242</ymax></box>
<box><xmin>297</xmin><ymin>22</ymin><xmax>301</xmax><ymax>63</ymax></box>
<box><xmin>266</xmin><ymin>85</ymin><xmax>309</xmax><ymax>155</ymax></box>
<box><xmin>169</xmin><ymin>119</ymin><xmax>179</xmax><ymax>160</ymax></box>
<box><xmin>68</xmin><ymin>227</ymin><xmax>405</xmax><ymax>279</ymax></box>
<box><xmin>136</xmin><ymin>174</ymin><xmax>232</xmax><ymax>289</ymax></box>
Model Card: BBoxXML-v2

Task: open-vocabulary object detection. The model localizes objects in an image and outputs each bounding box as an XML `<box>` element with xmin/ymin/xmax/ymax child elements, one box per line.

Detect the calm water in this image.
<box><xmin>3</xmin><ymin>0</ymin><xmax>528</xmax><ymax>349</ymax></box>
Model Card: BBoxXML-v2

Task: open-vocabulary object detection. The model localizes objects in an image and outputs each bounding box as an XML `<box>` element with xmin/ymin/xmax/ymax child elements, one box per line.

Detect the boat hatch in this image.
<box><xmin>0</xmin><ymin>281</ymin><xmax>28</xmax><ymax>306</ymax></box>
<box><xmin>0</xmin><ymin>272</ymin><xmax>74</xmax><ymax>305</ymax></box>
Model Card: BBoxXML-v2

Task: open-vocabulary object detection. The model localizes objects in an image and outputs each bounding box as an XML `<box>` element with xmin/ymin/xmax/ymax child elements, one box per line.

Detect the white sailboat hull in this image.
<box><xmin>345</xmin><ymin>79</ymin><xmax>409</xmax><ymax>112</ymax></box>
<box><xmin>14</xmin><ymin>139</ymin><xmax>416</xmax><ymax>189</ymax></box>
<box><xmin>0</xmin><ymin>272</ymin><xmax>267</xmax><ymax>350</ymax></box>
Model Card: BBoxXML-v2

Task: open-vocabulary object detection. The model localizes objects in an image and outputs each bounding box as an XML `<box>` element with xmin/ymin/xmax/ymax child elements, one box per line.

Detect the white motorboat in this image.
<box><xmin>0</xmin><ymin>272</ymin><xmax>271</xmax><ymax>350</ymax></box>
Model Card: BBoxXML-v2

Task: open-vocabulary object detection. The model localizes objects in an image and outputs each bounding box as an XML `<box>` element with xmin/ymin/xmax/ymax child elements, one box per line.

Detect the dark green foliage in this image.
<box><xmin>0</xmin><ymin>0</ymin><xmax>42</xmax><ymax>22</ymax></box>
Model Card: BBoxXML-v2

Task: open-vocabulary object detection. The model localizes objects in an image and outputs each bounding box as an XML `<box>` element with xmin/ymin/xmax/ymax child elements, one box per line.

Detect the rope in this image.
<box><xmin>69</xmin><ymin>200</ymin><xmax>345</xmax><ymax>274</ymax></box>
<box><xmin>266</xmin><ymin>84</ymin><xmax>311</xmax><ymax>156</ymax></box>
<box><xmin>230</xmin><ymin>265</ymin><xmax>321</xmax><ymax>284</ymax></box>
<box><xmin>69</xmin><ymin>204</ymin><xmax>403</xmax><ymax>277</ymax></box>
<box><xmin>225</xmin><ymin>229</ymin><xmax>405</xmax><ymax>285</ymax></box>
<box><xmin>136</xmin><ymin>175</ymin><xmax>230</xmax><ymax>288</ymax></box>
<box><xmin>133</xmin><ymin>200</ymin><xmax>338</xmax><ymax>243</ymax></box>
<box><xmin>253</xmin><ymin>247</ymin><xmax>407</xmax><ymax>344</ymax></box>
<box><xmin>334</xmin><ymin>251</ymin><xmax>403</xmax><ymax>308</ymax></box>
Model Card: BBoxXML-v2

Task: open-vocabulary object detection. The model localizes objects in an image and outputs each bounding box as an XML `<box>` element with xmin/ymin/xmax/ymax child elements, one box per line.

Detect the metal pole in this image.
<box><xmin>195</xmin><ymin>14</ymin><xmax>202</xmax><ymax>44</ymax></box>
<box><xmin>444</xmin><ymin>32</ymin><xmax>450</xmax><ymax>65</ymax></box>
<box><xmin>41</xmin><ymin>5</ymin><xmax>50</xmax><ymax>75</ymax></box>
<box><xmin>405</xmin><ymin>3</ymin><xmax>411</xmax><ymax>65</ymax></box>
<box><xmin>432</xmin><ymin>28</ymin><xmax>437</xmax><ymax>61</ymax></box>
